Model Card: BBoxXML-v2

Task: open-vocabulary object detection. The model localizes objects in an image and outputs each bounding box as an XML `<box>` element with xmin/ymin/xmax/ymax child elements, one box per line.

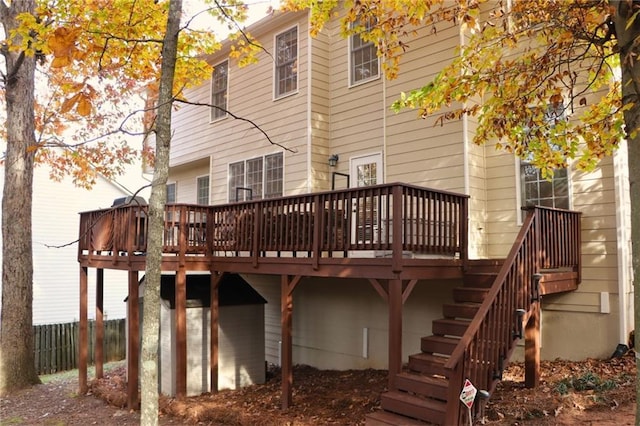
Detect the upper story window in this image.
<box><xmin>350</xmin><ymin>20</ymin><xmax>379</xmax><ymax>85</ymax></box>
<box><xmin>519</xmin><ymin>102</ymin><xmax>570</xmax><ymax>218</ymax></box>
<box><xmin>197</xmin><ymin>175</ymin><xmax>210</xmax><ymax>205</ymax></box>
<box><xmin>210</xmin><ymin>60</ymin><xmax>228</xmax><ymax>121</ymax></box>
<box><xmin>275</xmin><ymin>27</ymin><xmax>298</xmax><ymax>99</ymax></box>
<box><xmin>229</xmin><ymin>152</ymin><xmax>283</xmax><ymax>202</ymax></box>
<box><xmin>166</xmin><ymin>183</ymin><xmax>176</xmax><ymax>203</ymax></box>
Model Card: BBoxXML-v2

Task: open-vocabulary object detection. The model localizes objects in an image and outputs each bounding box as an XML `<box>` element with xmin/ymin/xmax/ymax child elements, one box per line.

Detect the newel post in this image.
<box><xmin>460</xmin><ymin>196</ymin><xmax>469</xmax><ymax>268</ymax></box>
<box><xmin>391</xmin><ymin>185</ymin><xmax>403</xmax><ymax>273</ymax></box>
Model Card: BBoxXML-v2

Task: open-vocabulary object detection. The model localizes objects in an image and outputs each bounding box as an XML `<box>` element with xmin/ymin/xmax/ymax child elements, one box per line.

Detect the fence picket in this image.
<box><xmin>32</xmin><ymin>319</ymin><xmax>125</xmax><ymax>375</ymax></box>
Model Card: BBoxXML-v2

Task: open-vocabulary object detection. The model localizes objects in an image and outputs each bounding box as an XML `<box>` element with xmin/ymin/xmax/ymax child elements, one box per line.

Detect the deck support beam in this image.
<box><xmin>127</xmin><ymin>270</ymin><xmax>139</xmax><ymax>409</ymax></box>
<box><xmin>176</xmin><ymin>267</ymin><xmax>187</xmax><ymax>398</ymax></box>
<box><xmin>388</xmin><ymin>279</ymin><xmax>403</xmax><ymax>390</ymax></box>
<box><xmin>281</xmin><ymin>275</ymin><xmax>302</xmax><ymax>409</ymax></box>
<box><xmin>524</xmin><ymin>302</ymin><xmax>541</xmax><ymax>388</ymax></box>
<box><xmin>95</xmin><ymin>268</ymin><xmax>104</xmax><ymax>379</ymax></box>
<box><xmin>79</xmin><ymin>266</ymin><xmax>88</xmax><ymax>394</ymax></box>
<box><xmin>209</xmin><ymin>272</ymin><xmax>224</xmax><ymax>393</ymax></box>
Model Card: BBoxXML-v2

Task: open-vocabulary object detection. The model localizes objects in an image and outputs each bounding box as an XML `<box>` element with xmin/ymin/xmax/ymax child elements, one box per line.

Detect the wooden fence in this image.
<box><xmin>34</xmin><ymin>318</ymin><xmax>126</xmax><ymax>375</ymax></box>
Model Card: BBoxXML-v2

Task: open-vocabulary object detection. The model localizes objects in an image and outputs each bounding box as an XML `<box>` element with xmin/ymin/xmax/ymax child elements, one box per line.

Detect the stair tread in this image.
<box><xmin>366</xmin><ymin>410</ymin><xmax>430</xmax><ymax>425</ymax></box>
<box><xmin>433</xmin><ymin>318</ymin><xmax>471</xmax><ymax>325</ymax></box>
<box><xmin>465</xmin><ymin>271</ymin><xmax>499</xmax><ymax>275</ymax></box>
<box><xmin>422</xmin><ymin>335</ymin><xmax>460</xmax><ymax>343</ymax></box>
<box><xmin>410</xmin><ymin>351</ymin><xmax>448</xmax><ymax>361</ymax></box>
<box><xmin>457</xmin><ymin>286</ymin><xmax>490</xmax><ymax>292</ymax></box>
<box><xmin>383</xmin><ymin>390</ymin><xmax>447</xmax><ymax>410</ymax></box>
<box><xmin>396</xmin><ymin>371</ymin><xmax>448</xmax><ymax>387</ymax></box>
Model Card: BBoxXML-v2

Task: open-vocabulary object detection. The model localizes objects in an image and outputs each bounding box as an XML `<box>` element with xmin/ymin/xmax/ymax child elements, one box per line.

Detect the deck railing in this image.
<box><xmin>78</xmin><ymin>183</ymin><xmax>469</xmax><ymax>263</ymax></box>
<box><xmin>443</xmin><ymin>206</ymin><xmax>581</xmax><ymax>424</ymax></box>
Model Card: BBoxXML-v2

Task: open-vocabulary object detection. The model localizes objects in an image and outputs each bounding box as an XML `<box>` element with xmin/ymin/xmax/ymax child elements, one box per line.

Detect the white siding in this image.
<box><xmin>0</xmin><ymin>164</ymin><xmax>147</xmax><ymax>325</ymax></box>
<box><xmin>157</xmin><ymin>303</ymin><xmax>266</xmax><ymax>396</ymax></box>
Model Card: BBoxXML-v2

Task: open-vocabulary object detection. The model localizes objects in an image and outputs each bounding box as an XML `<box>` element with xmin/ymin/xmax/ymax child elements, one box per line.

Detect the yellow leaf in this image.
<box><xmin>77</xmin><ymin>96</ymin><xmax>92</xmax><ymax>117</ymax></box>
<box><xmin>51</xmin><ymin>55</ymin><xmax>71</xmax><ymax>68</ymax></box>
<box><xmin>60</xmin><ymin>93</ymin><xmax>81</xmax><ymax>114</ymax></box>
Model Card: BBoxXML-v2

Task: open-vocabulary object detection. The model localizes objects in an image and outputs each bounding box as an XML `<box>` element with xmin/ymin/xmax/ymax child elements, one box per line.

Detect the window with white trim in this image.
<box><xmin>210</xmin><ymin>60</ymin><xmax>228</xmax><ymax>121</ymax></box>
<box><xmin>275</xmin><ymin>27</ymin><xmax>298</xmax><ymax>98</ymax></box>
<box><xmin>519</xmin><ymin>103</ymin><xmax>570</xmax><ymax>217</ymax></box>
<box><xmin>229</xmin><ymin>152</ymin><xmax>283</xmax><ymax>202</ymax></box>
<box><xmin>520</xmin><ymin>164</ymin><xmax>569</xmax><ymax>209</ymax></box>
<box><xmin>350</xmin><ymin>20</ymin><xmax>379</xmax><ymax>85</ymax></box>
<box><xmin>166</xmin><ymin>183</ymin><xmax>176</xmax><ymax>203</ymax></box>
<box><xmin>197</xmin><ymin>176</ymin><xmax>210</xmax><ymax>205</ymax></box>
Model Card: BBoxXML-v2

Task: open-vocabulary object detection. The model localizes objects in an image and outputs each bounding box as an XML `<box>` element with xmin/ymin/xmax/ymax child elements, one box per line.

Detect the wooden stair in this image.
<box><xmin>366</xmin><ymin>261</ymin><xmax>501</xmax><ymax>425</ymax></box>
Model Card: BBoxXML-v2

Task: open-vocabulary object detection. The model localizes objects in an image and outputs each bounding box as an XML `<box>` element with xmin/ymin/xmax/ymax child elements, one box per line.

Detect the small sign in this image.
<box><xmin>459</xmin><ymin>379</ymin><xmax>477</xmax><ymax>409</ymax></box>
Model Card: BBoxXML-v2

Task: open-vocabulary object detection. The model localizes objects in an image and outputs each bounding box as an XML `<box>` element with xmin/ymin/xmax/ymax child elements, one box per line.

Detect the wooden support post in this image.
<box><xmin>210</xmin><ymin>272</ymin><xmax>222</xmax><ymax>393</ymax></box>
<box><xmin>524</xmin><ymin>303</ymin><xmax>541</xmax><ymax>388</ymax></box>
<box><xmin>388</xmin><ymin>279</ymin><xmax>403</xmax><ymax>390</ymax></box>
<box><xmin>95</xmin><ymin>268</ymin><xmax>104</xmax><ymax>379</ymax></box>
<box><xmin>127</xmin><ymin>270</ymin><xmax>139</xmax><ymax>409</ymax></box>
<box><xmin>281</xmin><ymin>275</ymin><xmax>293</xmax><ymax>409</ymax></box>
<box><xmin>391</xmin><ymin>186</ymin><xmax>403</xmax><ymax>273</ymax></box>
<box><xmin>280</xmin><ymin>275</ymin><xmax>302</xmax><ymax>410</ymax></box>
<box><xmin>176</xmin><ymin>267</ymin><xmax>187</xmax><ymax>398</ymax></box>
<box><xmin>79</xmin><ymin>266</ymin><xmax>88</xmax><ymax>394</ymax></box>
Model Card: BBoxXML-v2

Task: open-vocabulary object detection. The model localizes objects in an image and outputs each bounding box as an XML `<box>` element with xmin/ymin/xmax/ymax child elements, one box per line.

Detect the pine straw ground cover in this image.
<box><xmin>88</xmin><ymin>353</ymin><xmax>636</xmax><ymax>425</ymax></box>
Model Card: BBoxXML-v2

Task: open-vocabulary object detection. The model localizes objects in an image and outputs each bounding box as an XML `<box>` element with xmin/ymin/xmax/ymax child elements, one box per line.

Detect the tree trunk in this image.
<box><xmin>611</xmin><ymin>1</ymin><xmax>640</xmax><ymax>421</ymax></box>
<box><xmin>0</xmin><ymin>0</ymin><xmax>41</xmax><ymax>395</ymax></box>
<box><xmin>140</xmin><ymin>0</ymin><xmax>182</xmax><ymax>424</ymax></box>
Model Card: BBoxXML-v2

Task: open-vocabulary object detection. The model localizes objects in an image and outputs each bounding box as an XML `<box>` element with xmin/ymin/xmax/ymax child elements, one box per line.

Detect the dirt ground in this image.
<box><xmin>0</xmin><ymin>352</ymin><xmax>636</xmax><ymax>425</ymax></box>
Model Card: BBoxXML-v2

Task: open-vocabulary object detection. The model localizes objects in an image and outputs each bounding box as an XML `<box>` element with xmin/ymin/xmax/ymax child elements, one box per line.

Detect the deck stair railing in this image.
<box><xmin>443</xmin><ymin>206</ymin><xmax>581</xmax><ymax>425</ymax></box>
<box><xmin>78</xmin><ymin>183</ymin><xmax>469</xmax><ymax>263</ymax></box>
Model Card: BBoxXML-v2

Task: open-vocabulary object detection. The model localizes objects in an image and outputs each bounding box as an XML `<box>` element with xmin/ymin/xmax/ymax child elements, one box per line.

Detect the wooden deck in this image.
<box><xmin>76</xmin><ymin>182</ymin><xmax>582</xmax><ymax>425</ymax></box>
<box><xmin>78</xmin><ymin>183</ymin><xmax>470</xmax><ymax>279</ymax></box>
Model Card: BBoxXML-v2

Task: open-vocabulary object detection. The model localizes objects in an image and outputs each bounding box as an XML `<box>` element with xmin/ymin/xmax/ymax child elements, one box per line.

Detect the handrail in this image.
<box><xmin>443</xmin><ymin>206</ymin><xmax>581</xmax><ymax>424</ymax></box>
<box><xmin>78</xmin><ymin>183</ymin><xmax>470</xmax><ymax>263</ymax></box>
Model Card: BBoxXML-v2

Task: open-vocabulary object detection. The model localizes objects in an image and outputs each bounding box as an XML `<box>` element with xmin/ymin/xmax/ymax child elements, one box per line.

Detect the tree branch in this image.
<box><xmin>174</xmin><ymin>98</ymin><xmax>298</xmax><ymax>153</ymax></box>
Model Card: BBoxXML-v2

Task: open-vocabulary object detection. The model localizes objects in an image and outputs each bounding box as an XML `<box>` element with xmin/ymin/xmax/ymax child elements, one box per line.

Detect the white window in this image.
<box><xmin>197</xmin><ymin>176</ymin><xmax>210</xmax><ymax>205</ymax></box>
<box><xmin>275</xmin><ymin>27</ymin><xmax>298</xmax><ymax>98</ymax></box>
<box><xmin>229</xmin><ymin>153</ymin><xmax>284</xmax><ymax>201</ymax></box>
<box><xmin>518</xmin><ymin>102</ymin><xmax>570</xmax><ymax>218</ymax></box>
<box><xmin>350</xmin><ymin>153</ymin><xmax>383</xmax><ymax>244</ymax></box>
<box><xmin>210</xmin><ymin>60</ymin><xmax>228</xmax><ymax>121</ymax></box>
<box><xmin>166</xmin><ymin>183</ymin><xmax>176</xmax><ymax>203</ymax></box>
<box><xmin>350</xmin><ymin>20</ymin><xmax>379</xmax><ymax>85</ymax></box>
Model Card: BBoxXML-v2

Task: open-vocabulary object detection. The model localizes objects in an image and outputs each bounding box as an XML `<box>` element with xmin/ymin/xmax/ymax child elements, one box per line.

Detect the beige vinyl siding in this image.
<box><xmin>243</xmin><ymin>274</ymin><xmax>281</xmax><ymax>364</ymax></box>
<box><xmin>484</xmin><ymin>149</ymin><xmax>520</xmax><ymax>257</ymax></box>
<box><xmin>170</xmin><ymin>13</ymin><xmax>310</xmax><ymax>204</ymax></box>
<box><xmin>309</xmin><ymin>24</ymin><xmax>332</xmax><ymax>191</ymax></box>
<box><xmin>324</xmin><ymin>17</ymin><xmax>384</xmax><ymax>181</ymax></box>
<box><xmin>249</xmin><ymin>275</ymin><xmax>459</xmax><ymax>370</ymax></box>
<box><xmin>485</xmin><ymin>144</ymin><xmax>622</xmax><ymax>358</ymax></box>
<box><xmin>162</xmin><ymin>9</ymin><xmax>629</xmax><ymax>362</ymax></box>
<box><xmin>167</xmin><ymin>159</ymin><xmax>210</xmax><ymax>203</ymax></box>
<box><xmin>385</xmin><ymin>23</ymin><xmax>466</xmax><ymax>193</ymax></box>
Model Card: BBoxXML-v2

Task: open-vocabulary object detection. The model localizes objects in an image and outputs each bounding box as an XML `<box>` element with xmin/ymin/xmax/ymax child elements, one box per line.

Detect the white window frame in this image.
<box><xmin>273</xmin><ymin>26</ymin><xmax>299</xmax><ymax>100</ymax></box>
<box><xmin>516</xmin><ymin>159</ymin><xmax>572</xmax><ymax>225</ymax></box>
<box><xmin>166</xmin><ymin>182</ymin><xmax>176</xmax><ymax>203</ymax></box>
<box><xmin>348</xmin><ymin>20</ymin><xmax>380</xmax><ymax>87</ymax></box>
<box><xmin>210</xmin><ymin>60</ymin><xmax>229</xmax><ymax>122</ymax></box>
<box><xmin>196</xmin><ymin>175</ymin><xmax>210</xmax><ymax>205</ymax></box>
<box><xmin>349</xmin><ymin>153</ymin><xmax>384</xmax><ymax>245</ymax></box>
<box><xmin>515</xmin><ymin>102</ymin><xmax>572</xmax><ymax>224</ymax></box>
<box><xmin>228</xmin><ymin>152</ymin><xmax>284</xmax><ymax>202</ymax></box>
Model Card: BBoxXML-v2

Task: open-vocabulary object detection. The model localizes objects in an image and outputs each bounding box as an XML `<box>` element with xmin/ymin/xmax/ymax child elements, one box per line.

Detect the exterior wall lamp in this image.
<box><xmin>328</xmin><ymin>154</ymin><xmax>339</xmax><ymax>167</ymax></box>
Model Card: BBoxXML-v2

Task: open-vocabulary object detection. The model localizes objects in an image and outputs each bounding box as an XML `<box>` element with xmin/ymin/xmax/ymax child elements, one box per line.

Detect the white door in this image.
<box><xmin>350</xmin><ymin>154</ymin><xmax>383</xmax><ymax>244</ymax></box>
